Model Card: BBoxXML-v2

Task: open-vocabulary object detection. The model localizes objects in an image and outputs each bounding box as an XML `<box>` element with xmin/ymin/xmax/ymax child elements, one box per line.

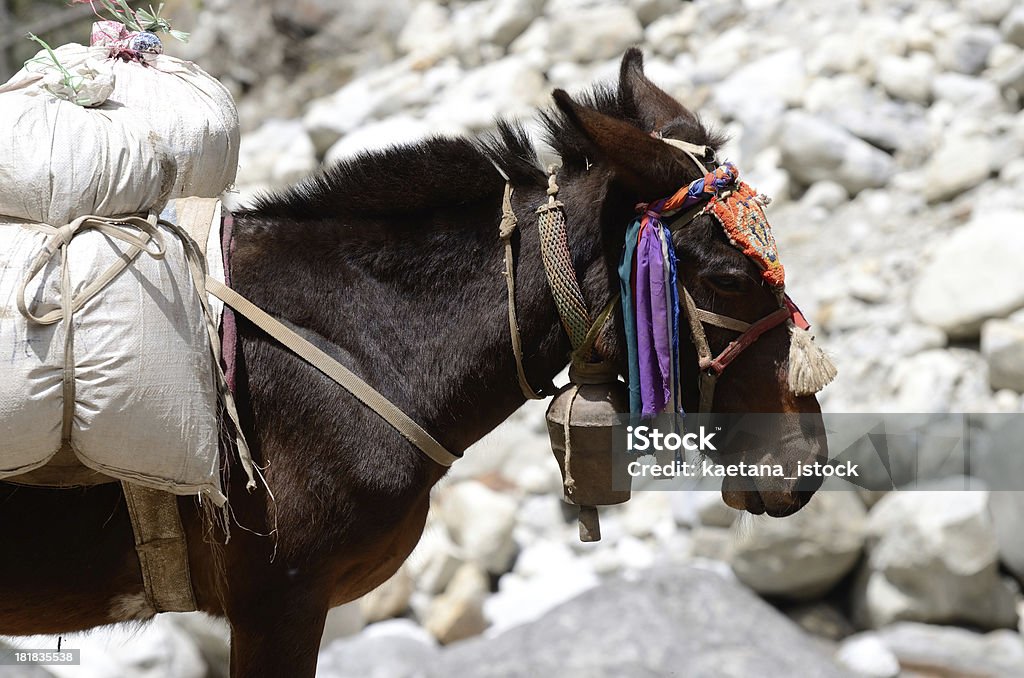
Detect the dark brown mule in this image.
<box><xmin>0</xmin><ymin>50</ymin><xmax>827</xmax><ymax>676</ymax></box>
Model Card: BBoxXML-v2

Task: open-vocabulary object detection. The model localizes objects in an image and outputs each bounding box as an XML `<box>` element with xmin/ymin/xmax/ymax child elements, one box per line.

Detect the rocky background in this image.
<box><xmin>4</xmin><ymin>0</ymin><xmax>1024</xmax><ymax>676</ymax></box>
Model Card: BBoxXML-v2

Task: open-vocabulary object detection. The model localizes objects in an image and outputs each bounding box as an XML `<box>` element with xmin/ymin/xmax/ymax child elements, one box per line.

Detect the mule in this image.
<box><xmin>0</xmin><ymin>49</ymin><xmax>828</xmax><ymax>676</ymax></box>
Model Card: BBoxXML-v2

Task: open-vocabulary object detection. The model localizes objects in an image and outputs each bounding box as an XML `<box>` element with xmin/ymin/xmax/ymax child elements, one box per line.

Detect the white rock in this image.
<box><xmin>423</xmin><ymin>562</ymin><xmax>490</xmax><ymax>644</ymax></box>
<box><xmin>526</xmin><ymin>5</ymin><xmax>643</xmax><ymax>63</ymax></box>
<box><xmin>397</xmin><ymin>1</ymin><xmax>456</xmax><ymax>61</ymax></box>
<box><xmin>620</xmin><ymin>491</ymin><xmax>674</xmax><ymax>538</ymax></box>
<box><xmin>835</xmin><ymin>633</ymin><xmax>901</xmax><ymax>678</ymax></box>
<box><xmin>921</xmin><ymin>134</ymin><xmax>993</xmax><ymax>203</ymax></box>
<box><xmin>630</xmin><ymin>0</ymin><xmax>682</xmax><ymax>26</ymax></box>
<box><xmin>407</xmin><ymin>525</ymin><xmax>465</xmax><ymax>595</ymax></box>
<box><xmin>514</xmin><ymin>539</ymin><xmax>578</xmax><ymax>579</ymax></box>
<box><xmin>990</xmin><ymin>490</ymin><xmax>1024</xmax><ymax>584</ymax></box>
<box><xmin>854</xmin><ymin>491</ymin><xmax>1019</xmax><ymax>629</ymax></box>
<box><xmin>876</xmin><ymin>622</ymin><xmax>1024</xmax><ymax>677</ymax></box>
<box><xmin>691</xmin><ymin>526</ymin><xmax>734</xmax><ymax>562</ymax></box>
<box><xmin>875</xmin><ymin>53</ymin><xmax>935</xmax><ymax>104</ymax></box>
<box><xmin>982</xmin><ymin>319</ymin><xmax>1024</xmax><ymax>392</ymax></box>
<box><xmin>324</xmin><ymin>116</ymin><xmax>444</xmax><ymax>165</ymax></box>
<box><xmin>480</xmin><ymin>0</ymin><xmax>545</xmax><ymax>48</ymax></box>
<box><xmin>807</xmin><ymin>33</ymin><xmax>862</xmax><ymax>75</ymax></box>
<box><xmin>778</xmin><ymin>111</ymin><xmax>895</xmax><ymax>194</ymax></box>
<box><xmin>886</xmin><ymin>349</ymin><xmax>970</xmax><ymax>412</ymax></box>
<box><xmin>932</xmin><ymin>72</ymin><xmax>1005</xmax><ymax>114</ymax></box>
<box><xmin>360</xmin><ymin>567</ymin><xmax>413</xmax><ymax>623</ymax></box>
<box><xmin>235</xmin><ymin>119</ymin><xmax>317</xmax><ymax>188</ymax></box>
<box><xmin>714</xmin><ymin>48</ymin><xmax>806</xmax><ymax>126</ymax></box>
<box><xmin>936</xmin><ymin>26</ymin><xmax>1002</xmax><ymax>75</ymax></box>
<box><xmin>644</xmin><ymin>6</ymin><xmax>698</xmax><ymax>58</ymax></box>
<box><xmin>425</xmin><ymin>56</ymin><xmax>546</xmax><ymax>132</ymax></box>
<box><xmin>910</xmin><ymin>210</ymin><xmax>1024</xmax><ymax>337</ymax></box>
<box><xmin>483</xmin><ymin>560</ymin><xmax>598</xmax><ymax>633</ymax></box>
<box><xmin>437</xmin><ymin>480</ymin><xmax>519</xmax><ymax>574</ymax></box>
<box><xmin>1001</xmin><ymin>6</ymin><xmax>1024</xmax><ymax>48</ymax></box>
<box><xmin>729</xmin><ymin>492</ymin><xmax>867</xmax><ymax>599</ymax></box>
<box><xmin>320</xmin><ymin>603</ymin><xmax>365</xmax><ymax>648</ymax></box>
<box><xmin>801</xmin><ymin>181</ymin><xmax>849</xmax><ymax>210</ymax></box>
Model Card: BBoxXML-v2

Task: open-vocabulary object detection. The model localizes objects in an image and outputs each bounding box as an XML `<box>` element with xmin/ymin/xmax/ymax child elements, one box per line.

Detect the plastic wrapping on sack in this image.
<box><xmin>2</xmin><ymin>43</ymin><xmax>239</xmax><ymax>202</ymax></box>
<box><xmin>0</xmin><ymin>218</ymin><xmax>225</xmax><ymax>504</ymax></box>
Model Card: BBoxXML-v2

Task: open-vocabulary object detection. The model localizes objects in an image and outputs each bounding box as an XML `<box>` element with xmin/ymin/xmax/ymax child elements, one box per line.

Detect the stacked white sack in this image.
<box><xmin>3</xmin><ymin>43</ymin><xmax>239</xmax><ymax>200</ymax></box>
<box><xmin>0</xmin><ymin>45</ymin><xmax>232</xmax><ymax>503</ymax></box>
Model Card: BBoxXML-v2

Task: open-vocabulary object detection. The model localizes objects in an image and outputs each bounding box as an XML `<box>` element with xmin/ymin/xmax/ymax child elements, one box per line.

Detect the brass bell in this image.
<box><xmin>546</xmin><ymin>363</ymin><xmax>632</xmax><ymax>542</ymax></box>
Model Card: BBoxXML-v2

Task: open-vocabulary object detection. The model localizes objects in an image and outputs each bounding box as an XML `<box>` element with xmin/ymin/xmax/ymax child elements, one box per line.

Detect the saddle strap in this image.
<box><xmin>122</xmin><ymin>482</ymin><xmax>197</xmax><ymax>613</ymax></box>
<box><xmin>205</xmin><ymin>277</ymin><xmax>460</xmax><ymax>468</ymax></box>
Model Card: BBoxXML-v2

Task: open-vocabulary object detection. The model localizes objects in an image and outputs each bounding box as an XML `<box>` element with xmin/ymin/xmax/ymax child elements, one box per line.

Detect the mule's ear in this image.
<box><xmin>617</xmin><ymin>48</ymin><xmax>689</xmax><ymax>132</ymax></box>
<box><xmin>552</xmin><ymin>88</ymin><xmax>690</xmax><ymax>198</ymax></box>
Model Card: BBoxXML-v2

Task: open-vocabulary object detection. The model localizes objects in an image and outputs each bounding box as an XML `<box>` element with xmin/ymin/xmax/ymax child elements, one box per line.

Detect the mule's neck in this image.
<box><xmin>232</xmin><ymin>169</ymin><xmax>612</xmax><ymax>456</ymax></box>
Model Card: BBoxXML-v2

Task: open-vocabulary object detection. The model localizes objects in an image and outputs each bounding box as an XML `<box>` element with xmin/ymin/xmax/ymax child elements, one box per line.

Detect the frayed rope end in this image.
<box><xmin>787</xmin><ymin>323</ymin><xmax>837</xmax><ymax>396</ymax></box>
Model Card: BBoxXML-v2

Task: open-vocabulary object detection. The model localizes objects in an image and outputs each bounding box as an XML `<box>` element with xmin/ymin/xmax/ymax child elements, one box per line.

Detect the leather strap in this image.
<box><xmin>205</xmin><ymin>277</ymin><xmax>459</xmax><ymax>467</ymax></box>
<box><xmin>122</xmin><ymin>482</ymin><xmax>196</xmax><ymax>612</ymax></box>
<box><xmin>499</xmin><ymin>182</ymin><xmax>546</xmax><ymax>400</ymax></box>
<box><xmin>680</xmin><ymin>285</ymin><xmax>791</xmax><ymax>411</ymax></box>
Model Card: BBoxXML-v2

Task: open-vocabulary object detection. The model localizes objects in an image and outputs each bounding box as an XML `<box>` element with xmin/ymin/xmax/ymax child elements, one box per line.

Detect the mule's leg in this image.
<box><xmin>227</xmin><ymin>574</ymin><xmax>331</xmax><ymax>678</ymax></box>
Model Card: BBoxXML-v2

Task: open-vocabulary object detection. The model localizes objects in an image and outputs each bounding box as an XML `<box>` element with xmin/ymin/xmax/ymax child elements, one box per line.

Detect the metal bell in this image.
<box><xmin>546</xmin><ymin>364</ymin><xmax>631</xmax><ymax>542</ymax></box>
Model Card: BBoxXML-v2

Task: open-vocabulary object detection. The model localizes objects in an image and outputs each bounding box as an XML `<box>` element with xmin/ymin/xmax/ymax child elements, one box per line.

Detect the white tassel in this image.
<box><xmin>787</xmin><ymin>322</ymin><xmax>837</xmax><ymax>396</ymax></box>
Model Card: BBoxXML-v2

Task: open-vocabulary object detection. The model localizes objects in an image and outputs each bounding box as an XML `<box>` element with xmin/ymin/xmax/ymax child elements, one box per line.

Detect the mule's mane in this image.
<box><xmin>246</xmin><ymin>82</ymin><xmax>725</xmax><ymax>222</ymax></box>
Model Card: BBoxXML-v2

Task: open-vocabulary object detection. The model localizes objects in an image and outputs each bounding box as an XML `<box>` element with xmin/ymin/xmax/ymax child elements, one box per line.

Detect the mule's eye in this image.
<box><xmin>702</xmin><ymin>273</ymin><xmax>747</xmax><ymax>295</ymax></box>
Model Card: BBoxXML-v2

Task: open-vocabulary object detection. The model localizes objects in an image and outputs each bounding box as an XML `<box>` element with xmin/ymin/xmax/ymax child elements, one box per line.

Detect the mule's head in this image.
<box><xmin>548</xmin><ymin>49</ymin><xmax>829</xmax><ymax>517</ymax></box>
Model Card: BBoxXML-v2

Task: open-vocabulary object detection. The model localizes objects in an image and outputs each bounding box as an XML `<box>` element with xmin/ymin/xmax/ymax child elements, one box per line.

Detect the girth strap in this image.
<box><xmin>205</xmin><ymin>277</ymin><xmax>460</xmax><ymax>467</ymax></box>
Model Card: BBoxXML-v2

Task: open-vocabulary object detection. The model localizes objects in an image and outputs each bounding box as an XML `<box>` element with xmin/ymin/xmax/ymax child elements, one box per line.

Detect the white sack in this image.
<box><xmin>0</xmin><ymin>88</ymin><xmax>176</xmax><ymax>226</ymax></box>
<box><xmin>3</xmin><ymin>43</ymin><xmax>239</xmax><ymax>204</ymax></box>
<box><xmin>0</xmin><ymin>219</ymin><xmax>224</xmax><ymax>503</ymax></box>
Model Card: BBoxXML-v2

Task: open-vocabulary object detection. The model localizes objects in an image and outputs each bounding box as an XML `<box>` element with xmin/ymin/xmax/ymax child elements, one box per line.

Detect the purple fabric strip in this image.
<box><xmin>635</xmin><ymin>222</ymin><xmax>672</xmax><ymax>417</ymax></box>
<box><xmin>221</xmin><ymin>213</ymin><xmax>238</xmax><ymax>395</ymax></box>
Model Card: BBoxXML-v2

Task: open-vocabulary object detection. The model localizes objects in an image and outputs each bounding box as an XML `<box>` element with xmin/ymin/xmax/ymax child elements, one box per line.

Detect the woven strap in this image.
<box><xmin>205</xmin><ymin>277</ymin><xmax>459</xmax><ymax>467</ymax></box>
<box><xmin>499</xmin><ymin>182</ymin><xmax>545</xmax><ymax>400</ymax></box>
<box><xmin>536</xmin><ymin>171</ymin><xmax>593</xmax><ymax>355</ymax></box>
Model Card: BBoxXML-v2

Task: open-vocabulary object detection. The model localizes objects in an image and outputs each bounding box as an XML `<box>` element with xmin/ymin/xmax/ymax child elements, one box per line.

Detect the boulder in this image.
<box><xmin>360</xmin><ymin>567</ymin><xmax>414</xmax><ymax>623</ymax></box>
<box><xmin>643</xmin><ymin>6</ymin><xmax>698</xmax><ymax>57</ymax></box>
<box><xmin>932</xmin><ymin>72</ymin><xmax>1005</xmax><ymax>114</ymax></box>
<box><xmin>875</xmin><ymin>622</ymin><xmax>1024</xmax><ymax>677</ymax></box>
<box><xmin>910</xmin><ymin>210</ymin><xmax>1024</xmax><ymax>337</ymax></box>
<box><xmin>317</xmin><ymin>619</ymin><xmax>440</xmax><ymax>678</ymax></box>
<box><xmin>424</xmin><ymin>56</ymin><xmax>546</xmax><ymax>132</ymax></box>
<box><xmin>935</xmin><ymin>26</ymin><xmax>1002</xmax><ymax>75</ymax></box>
<box><xmin>922</xmin><ymin>133</ymin><xmax>994</xmax><ymax>203</ymax></box>
<box><xmin>981</xmin><ymin>319</ymin><xmax>1024</xmax><ymax>392</ymax></box>
<box><xmin>729</xmin><ymin>491</ymin><xmax>867</xmax><ymax>599</ymax></box>
<box><xmin>713</xmin><ymin>48</ymin><xmax>807</xmax><ymax>126</ymax></box>
<box><xmin>480</xmin><ymin>0</ymin><xmax>545</xmax><ymax>48</ymax></box>
<box><xmin>437</xmin><ymin>480</ymin><xmax>519</xmax><ymax>574</ymax></box>
<box><xmin>671</xmin><ymin>490</ymin><xmax>739</xmax><ymax>528</ymax></box>
<box><xmin>527</xmin><ymin>6</ymin><xmax>643</xmax><ymax>63</ymax></box>
<box><xmin>324</xmin><ymin>116</ymin><xmax>441</xmax><ymax>165</ymax></box>
<box><xmin>423</xmin><ymin>563</ymin><xmax>490</xmax><ymax>644</ymax></box>
<box><xmin>853</xmin><ymin>490</ymin><xmax>1019</xmax><ymax>629</ymax></box>
<box><xmin>778</xmin><ymin>111</ymin><xmax>895</xmax><ymax>194</ymax></box>
<box><xmin>432</xmin><ymin>566</ymin><xmax>855</xmax><ymax>677</ymax></box>
<box><xmin>397</xmin><ymin>1</ymin><xmax>456</xmax><ymax>61</ymax></box>
<box><xmin>835</xmin><ymin>633</ymin><xmax>900</xmax><ymax>678</ymax></box>
<box><xmin>875</xmin><ymin>53</ymin><xmax>935</xmax><ymax>104</ymax></box>
<box><xmin>1003</xmin><ymin>6</ymin><xmax>1024</xmax><ymax>47</ymax></box>
<box><xmin>235</xmin><ymin>119</ymin><xmax>317</xmax><ymax>188</ymax></box>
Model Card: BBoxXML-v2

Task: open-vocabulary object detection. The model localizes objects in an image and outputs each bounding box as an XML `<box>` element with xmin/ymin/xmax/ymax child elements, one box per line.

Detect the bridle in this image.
<box><xmin>501</xmin><ymin>140</ymin><xmax>798</xmax><ymax>414</ymax></box>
